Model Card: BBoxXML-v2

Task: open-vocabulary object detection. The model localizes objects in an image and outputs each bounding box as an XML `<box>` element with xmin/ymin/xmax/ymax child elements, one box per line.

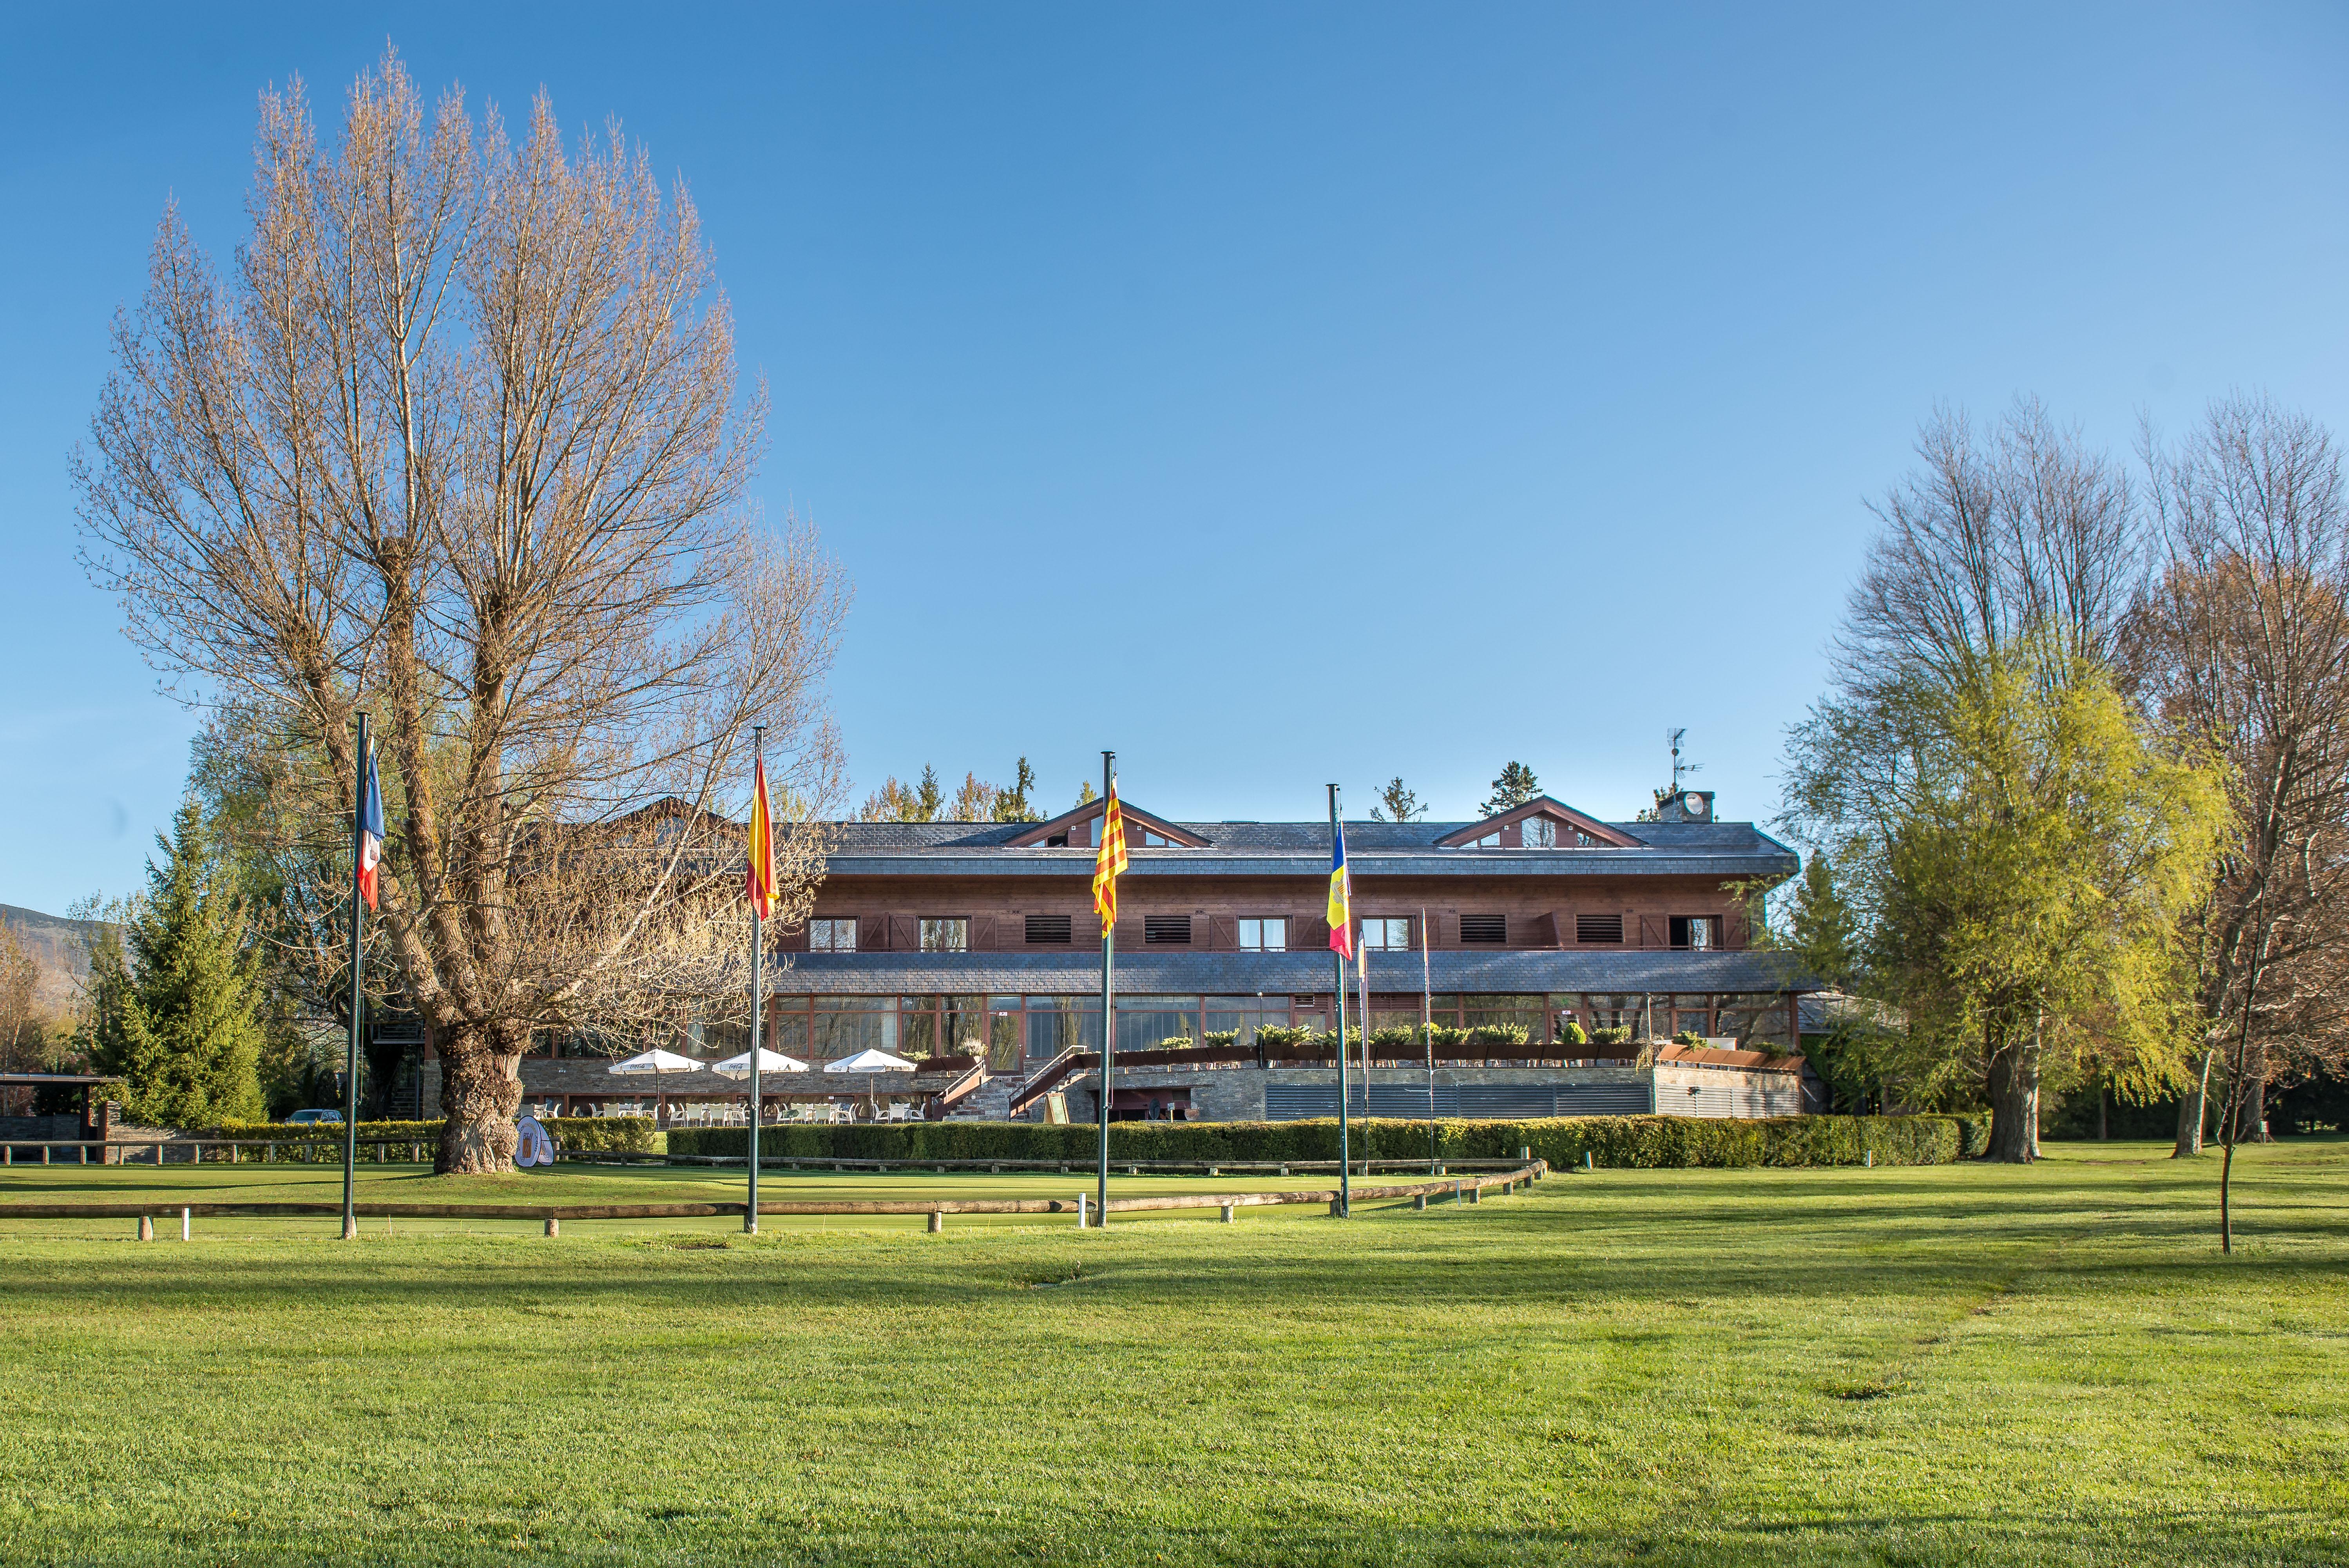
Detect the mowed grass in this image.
<box><xmin>0</xmin><ymin>1143</ymin><xmax>2342</xmax><ymax>1566</ymax></box>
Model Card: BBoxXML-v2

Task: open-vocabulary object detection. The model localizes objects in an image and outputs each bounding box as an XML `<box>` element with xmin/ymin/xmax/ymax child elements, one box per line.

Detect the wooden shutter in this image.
<box><xmin>970</xmin><ymin>916</ymin><xmax>997</xmax><ymax>952</ymax></box>
<box><xmin>888</xmin><ymin>916</ymin><xmax>919</xmax><ymax>952</ymax></box>
<box><xmin>1207</xmin><ymin>915</ymin><xmax>1237</xmax><ymax>951</ymax></box>
<box><xmin>773</xmin><ymin>922</ymin><xmax>810</xmax><ymax>954</ymax></box>
<box><xmin>859</xmin><ymin>916</ymin><xmax>889</xmax><ymax>952</ymax></box>
<box><xmin>1529</xmin><ymin>911</ymin><xmax>1559</xmax><ymax>948</ymax></box>
<box><xmin>1295</xmin><ymin>916</ymin><xmax>1328</xmax><ymax>953</ymax></box>
<box><xmin>1722</xmin><ymin>910</ymin><xmax>1747</xmax><ymax>950</ymax></box>
<box><xmin>1637</xmin><ymin>914</ymin><xmax>1668</xmax><ymax>949</ymax></box>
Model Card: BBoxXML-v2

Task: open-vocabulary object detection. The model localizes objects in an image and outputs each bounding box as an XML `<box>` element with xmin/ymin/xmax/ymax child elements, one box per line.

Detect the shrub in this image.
<box><xmin>1465</xmin><ymin>1023</ymin><xmax>1530</xmax><ymax>1050</ymax></box>
<box><xmin>197</xmin><ymin>1116</ymin><xmax>658</xmax><ymax>1154</ymax></box>
<box><xmin>1672</xmin><ymin>1030</ymin><xmax>1706</xmax><ymax>1046</ymax></box>
<box><xmin>1366</xmin><ymin>1026</ymin><xmax>1418</xmax><ymax>1053</ymax></box>
<box><xmin>1555</xmin><ymin>1016</ymin><xmax>1589</xmax><ymax>1047</ymax></box>
<box><xmin>667</xmin><ymin>1113</ymin><xmax>1978</xmax><ymax>1168</ymax></box>
<box><xmin>1201</xmin><ymin>1030</ymin><xmax>1240</xmax><ymax>1048</ymax></box>
<box><xmin>1590</xmin><ymin>1026</ymin><xmax>1633</xmax><ymax>1045</ymax></box>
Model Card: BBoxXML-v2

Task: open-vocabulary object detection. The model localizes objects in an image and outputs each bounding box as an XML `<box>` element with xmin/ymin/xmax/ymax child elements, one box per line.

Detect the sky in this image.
<box><xmin>3</xmin><ymin>3</ymin><xmax>2347</xmax><ymax>917</ymax></box>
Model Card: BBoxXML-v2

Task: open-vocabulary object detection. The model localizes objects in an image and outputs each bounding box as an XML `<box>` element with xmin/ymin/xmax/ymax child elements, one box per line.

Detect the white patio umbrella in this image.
<box><xmin>710</xmin><ymin>1047</ymin><xmax>811</xmax><ymax>1079</ymax></box>
<box><xmin>824</xmin><ymin>1048</ymin><xmax>919</xmax><ymax>1114</ymax></box>
<box><xmin>606</xmin><ymin>1049</ymin><xmax>705</xmax><ymax>1075</ymax></box>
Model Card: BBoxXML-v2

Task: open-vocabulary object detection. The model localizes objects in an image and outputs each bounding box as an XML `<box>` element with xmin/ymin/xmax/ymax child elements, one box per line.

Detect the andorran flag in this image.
<box><xmin>1092</xmin><ymin>781</ymin><xmax>1129</xmax><ymax>938</ymax></box>
<box><xmin>745</xmin><ymin>756</ymin><xmax>775</xmax><ymax>921</ymax></box>
<box><xmin>1328</xmin><ymin>815</ymin><xmax>1354</xmax><ymax>959</ymax></box>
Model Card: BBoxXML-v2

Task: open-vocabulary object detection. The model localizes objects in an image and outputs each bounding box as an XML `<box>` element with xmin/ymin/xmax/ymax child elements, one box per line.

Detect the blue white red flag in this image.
<box><xmin>357</xmin><ymin>746</ymin><xmax>385</xmax><ymax>910</ymax></box>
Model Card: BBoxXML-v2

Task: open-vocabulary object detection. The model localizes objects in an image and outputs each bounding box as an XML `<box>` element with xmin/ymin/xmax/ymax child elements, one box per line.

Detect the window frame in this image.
<box><xmin>919</xmin><ymin>917</ymin><xmax>971</xmax><ymax>953</ymax></box>
<box><xmin>1236</xmin><ymin>917</ymin><xmax>1287</xmax><ymax>952</ymax></box>
<box><xmin>809</xmin><ymin>917</ymin><xmax>857</xmax><ymax>953</ymax></box>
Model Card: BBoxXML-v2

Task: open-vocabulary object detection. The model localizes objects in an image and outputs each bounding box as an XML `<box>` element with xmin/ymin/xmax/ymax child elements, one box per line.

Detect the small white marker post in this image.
<box><xmin>1076</xmin><ymin>1193</ymin><xmax>1088</xmax><ymax>1229</ymax></box>
<box><xmin>181</xmin><ymin>1208</ymin><xmax>190</xmax><ymax>1242</ymax></box>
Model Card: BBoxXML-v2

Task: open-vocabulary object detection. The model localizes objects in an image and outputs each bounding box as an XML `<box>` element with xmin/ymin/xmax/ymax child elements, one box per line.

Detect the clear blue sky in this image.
<box><xmin>4</xmin><ymin>4</ymin><xmax>2346</xmax><ymax>916</ymax></box>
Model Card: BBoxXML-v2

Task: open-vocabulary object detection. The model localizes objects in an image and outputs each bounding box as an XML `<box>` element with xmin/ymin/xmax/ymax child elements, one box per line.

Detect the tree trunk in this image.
<box><xmin>2240</xmin><ymin>1051</ymin><xmax>2267</xmax><ymax>1142</ymax></box>
<box><xmin>2097</xmin><ymin>1085</ymin><xmax>2108</xmax><ymax>1142</ymax></box>
<box><xmin>435</xmin><ymin>1023</ymin><xmax>523</xmax><ymax>1175</ymax></box>
<box><xmin>2173</xmin><ymin>1047</ymin><xmax>2212</xmax><ymax>1157</ymax></box>
<box><xmin>1985</xmin><ymin>1040</ymin><xmax>2039</xmax><ymax>1162</ymax></box>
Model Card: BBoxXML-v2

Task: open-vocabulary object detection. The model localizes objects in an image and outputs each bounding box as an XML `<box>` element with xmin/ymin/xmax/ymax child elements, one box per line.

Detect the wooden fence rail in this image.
<box><xmin>0</xmin><ymin>1140</ymin><xmax>437</xmax><ymax>1166</ymax></box>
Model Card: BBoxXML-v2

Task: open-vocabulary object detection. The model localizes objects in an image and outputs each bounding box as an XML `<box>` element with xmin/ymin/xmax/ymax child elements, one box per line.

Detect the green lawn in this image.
<box><xmin>0</xmin><ymin>1141</ymin><xmax>2342</xmax><ymax>1566</ymax></box>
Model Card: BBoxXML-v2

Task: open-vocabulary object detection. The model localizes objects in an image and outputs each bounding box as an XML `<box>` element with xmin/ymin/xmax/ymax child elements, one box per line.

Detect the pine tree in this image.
<box><xmin>92</xmin><ymin>802</ymin><xmax>268</xmax><ymax>1127</ymax></box>
<box><xmin>1074</xmin><ymin>780</ymin><xmax>1098</xmax><ymax>809</ymax></box>
<box><xmin>1479</xmin><ymin>762</ymin><xmax>1541</xmax><ymax>818</ymax></box>
<box><xmin>1788</xmin><ymin>854</ymin><xmax>1859</xmax><ymax>991</ymax></box>
<box><xmin>992</xmin><ymin>757</ymin><xmax>1041</xmax><ymax>822</ymax></box>
<box><xmin>1371</xmin><ymin>777</ymin><xmax>1424</xmax><ymax>823</ymax></box>
<box><xmin>914</xmin><ymin>764</ymin><xmax>944</xmax><ymax>822</ymax></box>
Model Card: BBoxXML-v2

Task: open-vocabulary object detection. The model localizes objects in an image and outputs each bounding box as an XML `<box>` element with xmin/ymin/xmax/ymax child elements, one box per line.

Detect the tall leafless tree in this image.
<box><xmin>2136</xmin><ymin>397</ymin><xmax>2349</xmax><ymax>1236</ymax></box>
<box><xmin>75</xmin><ymin>53</ymin><xmax>844</xmax><ymax>1172</ymax></box>
<box><xmin>1799</xmin><ymin>399</ymin><xmax>2152</xmax><ymax>1157</ymax></box>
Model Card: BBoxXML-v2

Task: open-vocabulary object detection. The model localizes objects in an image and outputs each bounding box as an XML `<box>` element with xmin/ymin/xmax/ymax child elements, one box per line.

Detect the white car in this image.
<box><xmin>284</xmin><ymin>1109</ymin><xmax>344</xmax><ymax>1125</ymax></box>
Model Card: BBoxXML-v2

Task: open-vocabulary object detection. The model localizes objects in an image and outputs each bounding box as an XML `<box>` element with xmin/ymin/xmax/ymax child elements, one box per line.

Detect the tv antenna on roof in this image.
<box><xmin>1669</xmin><ymin>728</ymin><xmax>1702</xmax><ymax>792</ymax></box>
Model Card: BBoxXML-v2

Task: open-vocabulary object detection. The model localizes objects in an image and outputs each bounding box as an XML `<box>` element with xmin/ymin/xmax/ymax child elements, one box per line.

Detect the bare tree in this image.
<box><xmin>1795</xmin><ymin>400</ymin><xmax>2157</xmax><ymax>1157</ymax></box>
<box><xmin>2137</xmin><ymin>397</ymin><xmax>2349</xmax><ymax>1241</ymax></box>
<box><xmin>75</xmin><ymin>53</ymin><xmax>844</xmax><ymax>1172</ymax></box>
<box><xmin>0</xmin><ymin>922</ymin><xmax>39</xmax><ymax>1074</ymax></box>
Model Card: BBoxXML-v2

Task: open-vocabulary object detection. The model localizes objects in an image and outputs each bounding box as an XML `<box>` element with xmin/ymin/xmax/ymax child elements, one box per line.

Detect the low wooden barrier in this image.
<box><xmin>664</xmin><ymin>1155</ymin><xmax>1526</xmax><ymax>1176</ymax></box>
<box><xmin>0</xmin><ymin>1139</ymin><xmax>436</xmax><ymax>1166</ymax></box>
<box><xmin>0</xmin><ymin>1162</ymin><xmax>1547</xmax><ymax>1228</ymax></box>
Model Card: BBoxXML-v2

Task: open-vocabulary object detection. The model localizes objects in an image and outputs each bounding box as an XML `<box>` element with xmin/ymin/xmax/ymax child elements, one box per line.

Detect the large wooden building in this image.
<box><xmin>460</xmin><ymin>788</ymin><xmax>1822</xmax><ymax>1124</ymax></box>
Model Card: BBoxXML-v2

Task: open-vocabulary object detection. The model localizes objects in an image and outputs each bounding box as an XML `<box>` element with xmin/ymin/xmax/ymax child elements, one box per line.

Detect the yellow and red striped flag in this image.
<box><xmin>745</xmin><ymin>756</ymin><xmax>775</xmax><ymax>921</ymax></box>
<box><xmin>1092</xmin><ymin>781</ymin><xmax>1128</xmax><ymax>938</ymax></box>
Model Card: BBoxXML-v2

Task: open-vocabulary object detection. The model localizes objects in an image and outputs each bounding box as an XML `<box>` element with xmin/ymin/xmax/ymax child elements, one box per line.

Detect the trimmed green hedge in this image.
<box><xmin>667</xmin><ymin>1112</ymin><xmax>1987</xmax><ymax>1168</ymax></box>
<box><xmin>199</xmin><ymin>1117</ymin><xmax>659</xmax><ymax>1154</ymax></box>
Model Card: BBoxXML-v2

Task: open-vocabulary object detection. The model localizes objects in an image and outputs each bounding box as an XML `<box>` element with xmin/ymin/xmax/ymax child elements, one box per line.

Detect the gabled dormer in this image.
<box><xmin>1433</xmin><ymin>796</ymin><xmax>1643</xmax><ymax>851</ymax></box>
<box><xmin>1003</xmin><ymin>798</ymin><xmax>1213</xmax><ymax>851</ymax></box>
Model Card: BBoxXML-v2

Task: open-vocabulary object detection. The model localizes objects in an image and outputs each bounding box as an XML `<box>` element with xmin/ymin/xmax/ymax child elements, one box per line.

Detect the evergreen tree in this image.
<box><xmin>90</xmin><ymin>803</ymin><xmax>268</xmax><ymax>1126</ymax></box>
<box><xmin>1371</xmin><ymin>777</ymin><xmax>1424</xmax><ymax>823</ymax></box>
<box><xmin>914</xmin><ymin>764</ymin><xmax>944</xmax><ymax>821</ymax></box>
<box><xmin>992</xmin><ymin>757</ymin><xmax>1041</xmax><ymax>822</ymax></box>
<box><xmin>1788</xmin><ymin>855</ymin><xmax>1860</xmax><ymax>990</ymax></box>
<box><xmin>1479</xmin><ymin>762</ymin><xmax>1541</xmax><ymax>818</ymax></box>
<box><xmin>1074</xmin><ymin>780</ymin><xmax>1098</xmax><ymax>809</ymax></box>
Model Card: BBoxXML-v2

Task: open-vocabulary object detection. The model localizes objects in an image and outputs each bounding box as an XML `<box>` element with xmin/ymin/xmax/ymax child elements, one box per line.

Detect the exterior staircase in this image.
<box><xmin>944</xmin><ymin>1070</ymin><xmax>1029</xmax><ymax>1121</ymax></box>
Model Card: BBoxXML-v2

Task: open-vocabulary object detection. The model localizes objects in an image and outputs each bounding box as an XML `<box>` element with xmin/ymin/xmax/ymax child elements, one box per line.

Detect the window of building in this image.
<box><xmin>1045</xmin><ymin>833</ymin><xmax>1069</xmax><ymax>848</ymax></box>
<box><xmin>1143</xmin><ymin>914</ymin><xmax>1192</xmax><ymax>945</ymax></box>
<box><xmin>1459</xmin><ymin>914</ymin><xmax>1507</xmax><ymax>944</ymax></box>
<box><xmin>1670</xmin><ymin>916</ymin><xmax>1719</xmax><ymax>951</ymax></box>
<box><xmin>1469</xmin><ymin>831</ymin><xmax>1501</xmax><ymax>849</ymax></box>
<box><xmin>1139</xmin><ymin>829</ymin><xmax>1172</xmax><ymax>847</ymax></box>
<box><xmin>1576</xmin><ymin>913</ymin><xmax>1624</xmax><ymax>944</ymax></box>
<box><xmin>920</xmin><ymin>918</ymin><xmax>969</xmax><ymax>952</ymax></box>
<box><xmin>1025</xmin><ymin>914</ymin><xmax>1072</xmax><ymax>945</ymax></box>
<box><xmin>809</xmin><ymin>918</ymin><xmax>857</xmax><ymax>952</ymax></box>
<box><xmin>1522</xmin><ymin>817</ymin><xmax>1557</xmax><ymax>848</ymax></box>
<box><xmin>1116</xmin><ymin>994</ymin><xmax>1200</xmax><ymax>1050</ymax></box>
<box><xmin>1360</xmin><ymin>917</ymin><xmax>1411</xmax><ymax>951</ymax></box>
<box><xmin>1237</xmin><ymin>917</ymin><xmax>1286</xmax><ymax>951</ymax></box>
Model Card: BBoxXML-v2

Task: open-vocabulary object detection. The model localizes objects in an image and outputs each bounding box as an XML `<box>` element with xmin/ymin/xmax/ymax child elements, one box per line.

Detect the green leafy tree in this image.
<box><xmin>1074</xmin><ymin>780</ymin><xmax>1098</xmax><ymax>809</ymax></box>
<box><xmin>1370</xmin><ymin>777</ymin><xmax>1424</xmax><ymax>823</ymax></box>
<box><xmin>1479</xmin><ymin>762</ymin><xmax>1541</xmax><ymax>818</ymax></box>
<box><xmin>1790</xmin><ymin>647</ymin><xmax>2224</xmax><ymax>1161</ymax></box>
<box><xmin>87</xmin><ymin>803</ymin><xmax>268</xmax><ymax>1127</ymax></box>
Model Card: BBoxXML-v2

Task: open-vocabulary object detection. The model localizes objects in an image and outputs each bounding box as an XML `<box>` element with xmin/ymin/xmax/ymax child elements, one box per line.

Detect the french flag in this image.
<box><xmin>357</xmin><ymin>746</ymin><xmax>385</xmax><ymax>910</ymax></box>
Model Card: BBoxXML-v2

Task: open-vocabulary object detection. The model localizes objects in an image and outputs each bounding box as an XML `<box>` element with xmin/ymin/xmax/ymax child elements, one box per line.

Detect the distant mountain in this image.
<box><xmin>1</xmin><ymin>904</ymin><xmax>105</xmax><ymax>1014</ymax></box>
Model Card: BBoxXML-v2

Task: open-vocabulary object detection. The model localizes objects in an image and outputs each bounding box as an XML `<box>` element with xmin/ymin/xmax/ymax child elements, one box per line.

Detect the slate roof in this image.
<box><xmin>762</xmin><ymin>949</ymin><xmax>1812</xmax><ymax>996</ymax></box>
<box><xmin>803</xmin><ymin>818</ymin><xmax>1799</xmax><ymax>880</ymax></box>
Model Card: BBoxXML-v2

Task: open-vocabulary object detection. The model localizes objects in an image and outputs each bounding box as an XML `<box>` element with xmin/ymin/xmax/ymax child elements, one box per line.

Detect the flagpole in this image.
<box><xmin>1422</xmin><ymin>904</ymin><xmax>1435</xmax><ymax>1175</ymax></box>
<box><xmin>342</xmin><ymin>711</ymin><xmax>366</xmax><ymax>1242</ymax></box>
<box><xmin>1329</xmin><ymin>783</ymin><xmax>1349</xmax><ymax>1219</ymax></box>
<box><xmin>1096</xmin><ymin>750</ymin><xmax>1115</xmax><ymax>1228</ymax></box>
<box><xmin>746</xmin><ymin>724</ymin><xmax>766</xmax><ymax>1237</ymax></box>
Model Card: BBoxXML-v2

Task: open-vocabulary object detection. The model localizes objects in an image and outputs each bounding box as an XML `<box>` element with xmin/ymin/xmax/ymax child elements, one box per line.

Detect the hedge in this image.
<box><xmin>667</xmin><ymin>1112</ymin><xmax>1989</xmax><ymax>1168</ymax></box>
<box><xmin>197</xmin><ymin>1117</ymin><xmax>659</xmax><ymax>1154</ymax></box>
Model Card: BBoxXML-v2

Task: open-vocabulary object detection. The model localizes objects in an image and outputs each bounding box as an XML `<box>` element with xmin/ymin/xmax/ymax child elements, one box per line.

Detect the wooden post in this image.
<box><xmin>138</xmin><ymin>1215</ymin><xmax>154</xmax><ymax>1241</ymax></box>
<box><xmin>1413</xmin><ymin>1193</ymin><xmax>1428</xmax><ymax>1211</ymax></box>
<box><xmin>927</xmin><ymin>1210</ymin><xmax>944</xmax><ymax>1233</ymax></box>
<box><xmin>1219</xmin><ymin>1204</ymin><xmax>1235</xmax><ymax>1223</ymax></box>
<box><xmin>544</xmin><ymin>1217</ymin><xmax>560</xmax><ymax>1238</ymax></box>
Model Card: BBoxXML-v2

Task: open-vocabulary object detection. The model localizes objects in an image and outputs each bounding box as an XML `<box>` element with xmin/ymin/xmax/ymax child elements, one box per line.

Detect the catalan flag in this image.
<box><xmin>1092</xmin><ymin>781</ymin><xmax>1128</xmax><ymax>938</ymax></box>
<box><xmin>1328</xmin><ymin>815</ymin><xmax>1353</xmax><ymax>959</ymax></box>
<box><xmin>356</xmin><ymin>744</ymin><xmax>385</xmax><ymax>911</ymax></box>
<box><xmin>745</xmin><ymin>756</ymin><xmax>775</xmax><ymax>921</ymax></box>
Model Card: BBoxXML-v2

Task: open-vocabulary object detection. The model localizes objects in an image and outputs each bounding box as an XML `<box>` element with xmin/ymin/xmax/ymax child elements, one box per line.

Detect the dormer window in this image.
<box><xmin>1139</xmin><ymin>829</ymin><xmax>1171</xmax><ymax>847</ymax></box>
<box><xmin>1471</xmin><ymin>832</ymin><xmax>1500</xmax><ymax>849</ymax></box>
<box><xmin>1523</xmin><ymin>818</ymin><xmax>1557</xmax><ymax>848</ymax></box>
